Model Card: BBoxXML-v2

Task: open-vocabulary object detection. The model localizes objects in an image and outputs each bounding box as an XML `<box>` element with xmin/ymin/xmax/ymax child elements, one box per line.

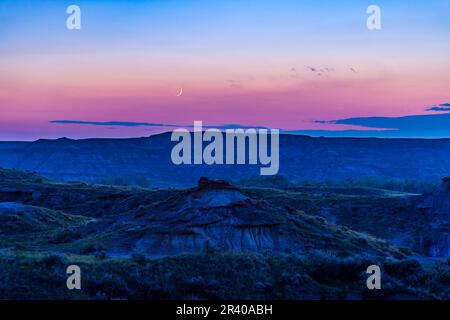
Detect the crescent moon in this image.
<box><xmin>176</xmin><ymin>88</ymin><xmax>183</xmax><ymax>97</ymax></box>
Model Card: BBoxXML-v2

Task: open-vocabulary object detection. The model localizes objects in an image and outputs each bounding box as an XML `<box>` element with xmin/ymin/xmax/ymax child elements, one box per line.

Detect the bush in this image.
<box><xmin>131</xmin><ymin>252</ymin><xmax>147</xmax><ymax>264</ymax></box>
<box><xmin>50</xmin><ymin>228</ymin><xmax>83</xmax><ymax>244</ymax></box>
<box><xmin>384</xmin><ymin>259</ymin><xmax>422</xmax><ymax>279</ymax></box>
<box><xmin>42</xmin><ymin>254</ymin><xmax>64</xmax><ymax>267</ymax></box>
<box><xmin>94</xmin><ymin>250</ymin><xmax>108</xmax><ymax>260</ymax></box>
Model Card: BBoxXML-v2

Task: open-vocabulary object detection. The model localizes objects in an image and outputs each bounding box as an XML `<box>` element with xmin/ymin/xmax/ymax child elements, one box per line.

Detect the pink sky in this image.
<box><xmin>1</xmin><ymin>1</ymin><xmax>450</xmax><ymax>140</ymax></box>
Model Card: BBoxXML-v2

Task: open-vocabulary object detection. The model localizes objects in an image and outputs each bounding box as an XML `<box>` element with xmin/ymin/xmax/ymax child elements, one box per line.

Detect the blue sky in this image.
<box><xmin>1</xmin><ymin>0</ymin><xmax>450</xmax><ymax>140</ymax></box>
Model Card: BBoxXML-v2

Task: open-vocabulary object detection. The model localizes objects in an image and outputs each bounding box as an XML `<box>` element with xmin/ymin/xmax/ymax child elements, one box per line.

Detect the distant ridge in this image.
<box><xmin>1</xmin><ymin>133</ymin><xmax>450</xmax><ymax>187</ymax></box>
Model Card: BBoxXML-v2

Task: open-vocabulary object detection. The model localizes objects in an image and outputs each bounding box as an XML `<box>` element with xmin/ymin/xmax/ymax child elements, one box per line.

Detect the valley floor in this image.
<box><xmin>0</xmin><ymin>168</ymin><xmax>448</xmax><ymax>300</ymax></box>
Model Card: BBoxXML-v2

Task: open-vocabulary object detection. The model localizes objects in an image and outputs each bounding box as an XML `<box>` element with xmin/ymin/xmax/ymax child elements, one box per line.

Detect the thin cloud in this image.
<box><xmin>426</xmin><ymin>103</ymin><xmax>450</xmax><ymax>112</ymax></box>
<box><xmin>51</xmin><ymin>106</ymin><xmax>450</xmax><ymax>139</ymax></box>
<box><xmin>50</xmin><ymin>120</ymin><xmax>267</xmax><ymax>131</ymax></box>
<box><xmin>50</xmin><ymin>120</ymin><xmax>173</xmax><ymax>127</ymax></box>
<box><xmin>226</xmin><ymin>79</ymin><xmax>243</xmax><ymax>89</ymax></box>
<box><xmin>306</xmin><ymin>66</ymin><xmax>335</xmax><ymax>77</ymax></box>
<box><xmin>312</xmin><ymin>112</ymin><xmax>450</xmax><ymax>138</ymax></box>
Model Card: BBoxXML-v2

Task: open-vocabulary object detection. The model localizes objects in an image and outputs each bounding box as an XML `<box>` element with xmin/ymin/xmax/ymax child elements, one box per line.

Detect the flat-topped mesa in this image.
<box><xmin>198</xmin><ymin>177</ymin><xmax>233</xmax><ymax>190</ymax></box>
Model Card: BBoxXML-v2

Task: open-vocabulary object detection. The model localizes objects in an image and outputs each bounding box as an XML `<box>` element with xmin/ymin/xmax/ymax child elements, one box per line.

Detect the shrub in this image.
<box><xmin>131</xmin><ymin>252</ymin><xmax>147</xmax><ymax>264</ymax></box>
<box><xmin>42</xmin><ymin>254</ymin><xmax>64</xmax><ymax>267</ymax></box>
<box><xmin>94</xmin><ymin>250</ymin><xmax>108</xmax><ymax>260</ymax></box>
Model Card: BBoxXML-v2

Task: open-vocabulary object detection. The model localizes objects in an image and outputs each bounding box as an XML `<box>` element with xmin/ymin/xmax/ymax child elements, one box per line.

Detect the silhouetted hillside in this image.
<box><xmin>1</xmin><ymin>133</ymin><xmax>450</xmax><ymax>188</ymax></box>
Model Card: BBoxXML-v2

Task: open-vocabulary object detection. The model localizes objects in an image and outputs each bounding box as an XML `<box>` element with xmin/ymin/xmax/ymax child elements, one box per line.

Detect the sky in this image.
<box><xmin>0</xmin><ymin>0</ymin><xmax>450</xmax><ymax>140</ymax></box>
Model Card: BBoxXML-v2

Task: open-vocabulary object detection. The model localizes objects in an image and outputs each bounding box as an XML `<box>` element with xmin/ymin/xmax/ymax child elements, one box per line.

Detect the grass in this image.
<box><xmin>0</xmin><ymin>250</ymin><xmax>447</xmax><ymax>300</ymax></box>
<box><xmin>0</xmin><ymin>168</ymin><xmax>448</xmax><ymax>300</ymax></box>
